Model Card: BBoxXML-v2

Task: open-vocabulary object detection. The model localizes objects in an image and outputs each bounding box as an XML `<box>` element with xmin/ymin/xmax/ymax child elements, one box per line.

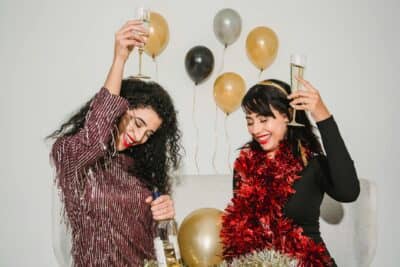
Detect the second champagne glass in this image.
<box><xmin>129</xmin><ymin>7</ymin><xmax>150</xmax><ymax>79</ymax></box>
<box><xmin>288</xmin><ymin>54</ymin><xmax>307</xmax><ymax>127</ymax></box>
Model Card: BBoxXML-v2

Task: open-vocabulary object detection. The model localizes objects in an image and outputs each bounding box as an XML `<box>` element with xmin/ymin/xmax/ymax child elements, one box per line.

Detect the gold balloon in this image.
<box><xmin>145</xmin><ymin>12</ymin><xmax>169</xmax><ymax>58</ymax></box>
<box><xmin>246</xmin><ymin>26</ymin><xmax>279</xmax><ymax>71</ymax></box>
<box><xmin>214</xmin><ymin>72</ymin><xmax>246</xmax><ymax>115</ymax></box>
<box><xmin>178</xmin><ymin>208</ymin><xmax>223</xmax><ymax>267</ymax></box>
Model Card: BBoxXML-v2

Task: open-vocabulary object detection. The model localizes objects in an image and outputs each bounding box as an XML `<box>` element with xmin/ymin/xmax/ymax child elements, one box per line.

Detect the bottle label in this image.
<box><xmin>154</xmin><ymin>237</ymin><xmax>167</xmax><ymax>267</ymax></box>
<box><xmin>168</xmin><ymin>235</ymin><xmax>181</xmax><ymax>260</ymax></box>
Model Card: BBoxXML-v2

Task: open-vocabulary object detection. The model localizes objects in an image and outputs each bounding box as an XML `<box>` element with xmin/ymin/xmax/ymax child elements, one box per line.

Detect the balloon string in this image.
<box><xmin>218</xmin><ymin>46</ymin><xmax>226</xmax><ymax>74</ymax></box>
<box><xmin>212</xmin><ymin>45</ymin><xmax>226</xmax><ymax>174</ymax></box>
<box><xmin>258</xmin><ymin>69</ymin><xmax>263</xmax><ymax>80</ymax></box>
<box><xmin>153</xmin><ymin>56</ymin><xmax>159</xmax><ymax>82</ymax></box>
<box><xmin>224</xmin><ymin>114</ymin><xmax>232</xmax><ymax>175</ymax></box>
<box><xmin>192</xmin><ymin>84</ymin><xmax>200</xmax><ymax>174</ymax></box>
<box><xmin>212</xmin><ymin>104</ymin><xmax>219</xmax><ymax>174</ymax></box>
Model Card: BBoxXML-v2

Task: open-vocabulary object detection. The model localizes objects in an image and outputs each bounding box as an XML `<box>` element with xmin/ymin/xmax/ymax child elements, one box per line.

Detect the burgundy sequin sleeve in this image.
<box><xmin>51</xmin><ymin>87</ymin><xmax>129</xmax><ymax>215</ymax></box>
<box><xmin>51</xmin><ymin>87</ymin><xmax>129</xmax><ymax>173</ymax></box>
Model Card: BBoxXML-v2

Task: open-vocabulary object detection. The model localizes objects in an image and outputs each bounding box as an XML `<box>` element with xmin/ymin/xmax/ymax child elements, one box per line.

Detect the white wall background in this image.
<box><xmin>0</xmin><ymin>0</ymin><xmax>398</xmax><ymax>266</ymax></box>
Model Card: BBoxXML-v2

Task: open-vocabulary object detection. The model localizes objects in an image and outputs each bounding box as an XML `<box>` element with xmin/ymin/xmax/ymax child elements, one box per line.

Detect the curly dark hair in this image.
<box><xmin>241</xmin><ymin>79</ymin><xmax>323</xmax><ymax>162</ymax></box>
<box><xmin>47</xmin><ymin>79</ymin><xmax>183</xmax><ymax>194</ymax></box>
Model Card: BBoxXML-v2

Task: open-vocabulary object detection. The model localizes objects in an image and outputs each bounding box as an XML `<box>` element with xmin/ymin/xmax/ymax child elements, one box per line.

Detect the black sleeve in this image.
<box><xmin>317</xmin><ymin>116</ymin><xmax>360</xmax><ymax>202</ymax></box>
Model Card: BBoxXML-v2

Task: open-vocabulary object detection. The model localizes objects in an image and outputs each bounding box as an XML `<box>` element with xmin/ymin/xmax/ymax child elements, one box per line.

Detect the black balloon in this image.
<box><xmin>185</xmin><ymin>46</ymin><xmax>214</xmax><ymax>85</ymax></box>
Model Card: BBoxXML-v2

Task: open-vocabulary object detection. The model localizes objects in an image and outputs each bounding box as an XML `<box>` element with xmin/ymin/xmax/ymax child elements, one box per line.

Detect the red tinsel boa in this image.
<box><xmin>220</xmin><ymin>142</ymin><xmax>332</xmax><ymax>267</ymax></box>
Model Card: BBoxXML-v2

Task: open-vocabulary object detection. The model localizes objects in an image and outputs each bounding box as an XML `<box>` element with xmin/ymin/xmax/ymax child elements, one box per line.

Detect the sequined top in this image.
<box><xmin>51</xmin><ymin>88</ymin><xmax>156</xmax><ymax>266</ymax></box>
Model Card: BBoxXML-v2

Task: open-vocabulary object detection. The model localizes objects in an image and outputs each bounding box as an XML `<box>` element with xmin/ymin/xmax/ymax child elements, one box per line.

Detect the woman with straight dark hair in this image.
<box><xmin>220</xmin><ymin>78</ymin><xmax>359</xmax><ymax>266</ymax></box>
<box><xmin>49</xmin><ymin>20</ymin><xmax>182</xmax><ymax>266</ymax></box>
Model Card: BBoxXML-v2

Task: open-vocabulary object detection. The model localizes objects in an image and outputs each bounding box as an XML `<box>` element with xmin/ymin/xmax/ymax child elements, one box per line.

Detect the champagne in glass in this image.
<box><xmin>288</xmin><ymin>54</ymin><xmax>307</xmax><ymax>127</ymax></box>
<box><xmin>129</xmin><ymin>7</ymin><xmax>150</xmax><ymax>79</ymax></box>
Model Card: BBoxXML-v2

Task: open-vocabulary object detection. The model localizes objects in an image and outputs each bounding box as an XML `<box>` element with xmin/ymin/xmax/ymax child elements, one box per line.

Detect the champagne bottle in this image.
<box><xmin>152</xmin><ymin>189</ymin><xmax>182</xmax><ymax>267</ymax></box>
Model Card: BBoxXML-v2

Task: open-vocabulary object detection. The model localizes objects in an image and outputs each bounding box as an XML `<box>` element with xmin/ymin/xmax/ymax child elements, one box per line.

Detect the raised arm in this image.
<box><xmin>51</xmin><ymin>20</ymin><xmax>149</xmax><ymax>174</ymax></box>
<box><xmin>51</xmin><ymin>88</ymin><xmax>129</xmax><ymax>174</ymax></box>
<box><xmin>317</xmin><ymin>116</ymin><xmax>360</xmax><ymax>202</ymax></box>
<box><xmin>288</xmin><ymin>78</ymin><xmax>359</xmax><ymax>202</ymax></box>
<box><xmin>104</xmin><ymin>20</ymin><xmax>148</xmax><ymax>95</ymax></box>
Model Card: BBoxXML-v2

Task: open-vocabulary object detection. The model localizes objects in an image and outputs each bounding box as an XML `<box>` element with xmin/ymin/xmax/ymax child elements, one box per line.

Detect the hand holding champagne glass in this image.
<box><xmin>129</xmin><ymin>7</ymin><xmax>150</xmax><ymax>79</ymax></box>
<box><xmin>288</xmin><ymin>54</ymin><xmax>307</xmax><ymax>127</ymax></box>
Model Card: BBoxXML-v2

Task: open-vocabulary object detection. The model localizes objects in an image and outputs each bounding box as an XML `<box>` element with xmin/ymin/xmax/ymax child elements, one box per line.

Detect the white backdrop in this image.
<box><xmin>0</xmin><ymin>0</ymin><xmax>398</xmax><ymax>266</ymax></box>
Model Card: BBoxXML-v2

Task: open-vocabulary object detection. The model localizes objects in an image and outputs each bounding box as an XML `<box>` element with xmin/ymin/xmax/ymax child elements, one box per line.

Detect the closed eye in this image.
<box><xmin>135</xmin><ymin>118</ymin><xmax>144</xmax><ymax>128</ymax></box>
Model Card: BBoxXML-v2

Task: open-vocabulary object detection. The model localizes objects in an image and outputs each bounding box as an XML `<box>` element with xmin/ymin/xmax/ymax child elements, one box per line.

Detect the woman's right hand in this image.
<box><xmin>104</xmin><ymin>20</ymin><xmax>149</xmax><ymax>94</ymax></box>
<box><xmin>114</xmin><ymin>20</ymin><xmax>149</xmax><ymax>63</ymax></box>
<box><xmin>145</xmin><ymin>195</ymin><xmax>175</xmax><ymax>221</ymax></box>
<box><xmin>288</xmin><ymin>77</ymin><xmax>331</xmax><ymax>122</ymax></box>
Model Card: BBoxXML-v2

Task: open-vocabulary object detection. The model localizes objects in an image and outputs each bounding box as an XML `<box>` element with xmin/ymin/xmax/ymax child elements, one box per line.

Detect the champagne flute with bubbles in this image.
<box><xmin>129</xmin><ymin>7</ymin><xmax>150</xmax><ymax>79</ymax></box>
<box><xmin>288</xmin><ymin>54</ymin><xmax>307</xmax><ymax>127</ymax></box>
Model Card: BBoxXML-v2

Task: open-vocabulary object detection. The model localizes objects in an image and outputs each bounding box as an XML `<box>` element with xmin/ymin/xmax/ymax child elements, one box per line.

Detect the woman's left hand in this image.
<box><xmin>146</xmin><ymin>194</ymin><xmax>175</xmax><ymax>221</ymax></box>
<box><xmin>287</xmin><ymin>77</ymin><xmax>331</xmax><ymax>122</ymax></box>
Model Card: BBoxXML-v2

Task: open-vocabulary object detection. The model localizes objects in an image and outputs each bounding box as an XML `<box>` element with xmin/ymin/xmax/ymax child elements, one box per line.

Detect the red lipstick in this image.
<box><xmin>256</xmin><ymin>134</ymin><xmax>269</xmax><ymax>145</ymax></box>
<box><xmin>122</xmin><ymin>133</ymin><xmax>137</xmax><ymax>148</ymax></box>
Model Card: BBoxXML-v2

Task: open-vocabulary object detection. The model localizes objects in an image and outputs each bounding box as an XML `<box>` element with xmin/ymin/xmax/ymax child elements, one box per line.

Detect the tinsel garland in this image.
<box><xmin>218</xmin><ymin>248</ymin><xmax>298</xmax><ymax>267</ymax></box>
<box><xmin>143</xmin><ymin>259</ymin><xmax>158</xmax><ymax>267</ymax></box>
<box><xmin>220</xmin><ymin>142</ymin><xmax>333</xmax><ymax>267</ymax></box>
<box><xmin>145</xmin><ymin>248</ymin><xmax>298</xmax><ymax>267</ymax></box>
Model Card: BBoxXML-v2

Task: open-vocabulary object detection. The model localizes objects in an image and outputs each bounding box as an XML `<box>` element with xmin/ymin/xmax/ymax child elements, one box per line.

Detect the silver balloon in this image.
<box><xmin>213</xmin><ymin>8</ymin><xmax>242</xmax><ymax>47</ymax></box>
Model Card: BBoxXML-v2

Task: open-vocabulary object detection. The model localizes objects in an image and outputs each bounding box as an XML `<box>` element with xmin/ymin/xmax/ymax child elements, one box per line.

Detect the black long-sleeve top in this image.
<box><xmin>283</xmin><ymin>116</ymin><xmax>359</xmax><ymax>243</ymax></box>
<box><xmin>233</xmin><ymin>116</ymin><xmax>360</xmax><ymax>247</ymax></box>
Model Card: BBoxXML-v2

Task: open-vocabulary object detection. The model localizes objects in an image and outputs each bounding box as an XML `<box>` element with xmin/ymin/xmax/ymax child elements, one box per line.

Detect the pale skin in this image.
<box><xmin>103</xmin><ymin>20</ymin><xmax>175</xmax><ymax>221</ymax></box>
<box><xmin>104</xmin><ymin>20</ymin><xmax>148</xmax><ymax>95</ymax></box>
<box><xmin>115</xmin><ymin>108</ymin><xmax>161</xmax><ymax>152</ymax></box>
<box><xmin>247</xmin><ymin>78</ymin><xmax>331</xmax><ymax>159</ymax></box>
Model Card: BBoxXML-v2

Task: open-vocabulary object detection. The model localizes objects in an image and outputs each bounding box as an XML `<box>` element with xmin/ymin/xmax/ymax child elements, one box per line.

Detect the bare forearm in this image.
<box><xmin>104</xmin><ymin>57</ymin><xmax>126</xmax><ymax>96</ymax></box>
<box><xmin>104</xmin><ymin>20</ymin><xmax>148</xmax><ymax>95</ymax></box>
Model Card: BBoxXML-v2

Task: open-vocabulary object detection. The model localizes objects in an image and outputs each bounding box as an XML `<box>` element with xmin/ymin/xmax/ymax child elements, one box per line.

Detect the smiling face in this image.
<box><xmin>246</xmin><ymin>106</ymin><xmax>289</xmax><ymax>158</ymax></box>
<box><xmin>116</xmin><ymin>107</ymin><xmax>162</xmax><ymax>151</ymax></box>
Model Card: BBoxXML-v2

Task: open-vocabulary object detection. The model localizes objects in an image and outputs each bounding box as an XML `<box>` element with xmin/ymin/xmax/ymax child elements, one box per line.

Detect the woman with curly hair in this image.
<box><xmin>48</xmin><ymin>20</ymin><xmax>182</xmax><ymax>266</ymax></box>
<box><xmin>220</xmin><ymin>79</ymin><xmax>360</xmax><ymax>266</ymax></box>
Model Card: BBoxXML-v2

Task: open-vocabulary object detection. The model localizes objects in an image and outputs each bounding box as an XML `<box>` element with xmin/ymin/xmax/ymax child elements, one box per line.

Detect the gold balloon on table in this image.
<box><xmin>145</xmin><ymin>12</ymin><xmax>169</xmax><ymax>59</ymax></box>
<box><xmin>246</xmin><ymin>26</ymin><xmax>279</xmax><ymax>71</ymax></box>
<box><xmin>213</xmin><ymin>72</ymin><xmax>246</xmax><ymax>115</ymax></box>
<box><xmin>178</xmin><ymin>208</ymin><xmax>223</xmax><ymax>267</ymax></box>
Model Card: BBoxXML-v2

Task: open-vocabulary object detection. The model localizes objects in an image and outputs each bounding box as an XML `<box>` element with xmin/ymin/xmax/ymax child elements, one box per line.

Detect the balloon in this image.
<box><xmin>185</xmin><ymin>46</ymin><xmax>214</xmax><ymax>85</ymax></box>
<box><xmin>145</xmin><ymin>12</ymin><xmax>169</xmax><ymax>58</ymax></box>
<box><xmin>213</xmin><ymin>8</ymin><xmax>242</xmax><ymax>47</ymax></box>
<box><xmin>178</xmin><ymin>208</ymin><xmax>223</xmax><ymax>267</ymax></box>
<box><xmin>246</xmin><ymin>26</ymin><xmax>279</xmax><ymax>71</ymax></box>
<box><xmin>214</xmin><ymin>72</ymin><xmax>246</xmax><ymax>115</ymax></box>
<box><xmin>320</xmin><ymin>194</ymin><xmax>344</xmax><ymax>224</ymax></box>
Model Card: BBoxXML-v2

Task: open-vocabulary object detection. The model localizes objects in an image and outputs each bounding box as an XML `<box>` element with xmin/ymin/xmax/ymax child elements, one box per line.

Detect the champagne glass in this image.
<box><xmin>129</xmin><ymin>7</ymin><xmax>150</xmax><ymax>79</ymax></box>
<box><xmin>288</xmin><ymin>54</ymin><xmax>307</xmax><ymax>127</ymax></box>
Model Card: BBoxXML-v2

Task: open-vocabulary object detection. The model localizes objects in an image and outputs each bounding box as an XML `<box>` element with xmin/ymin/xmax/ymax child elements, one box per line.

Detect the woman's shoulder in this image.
<box><xmin>304</xmin><ymin>154</ymin><xmax>331</xmax><ymax>183</ymax></box>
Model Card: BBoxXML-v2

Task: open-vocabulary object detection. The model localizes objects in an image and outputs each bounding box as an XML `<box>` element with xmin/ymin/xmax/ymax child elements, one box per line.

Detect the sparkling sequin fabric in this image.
<box><xmin>51</xmin><ymin>88</ymin><xmax>156</xmax><ymax>266</ymax></box>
